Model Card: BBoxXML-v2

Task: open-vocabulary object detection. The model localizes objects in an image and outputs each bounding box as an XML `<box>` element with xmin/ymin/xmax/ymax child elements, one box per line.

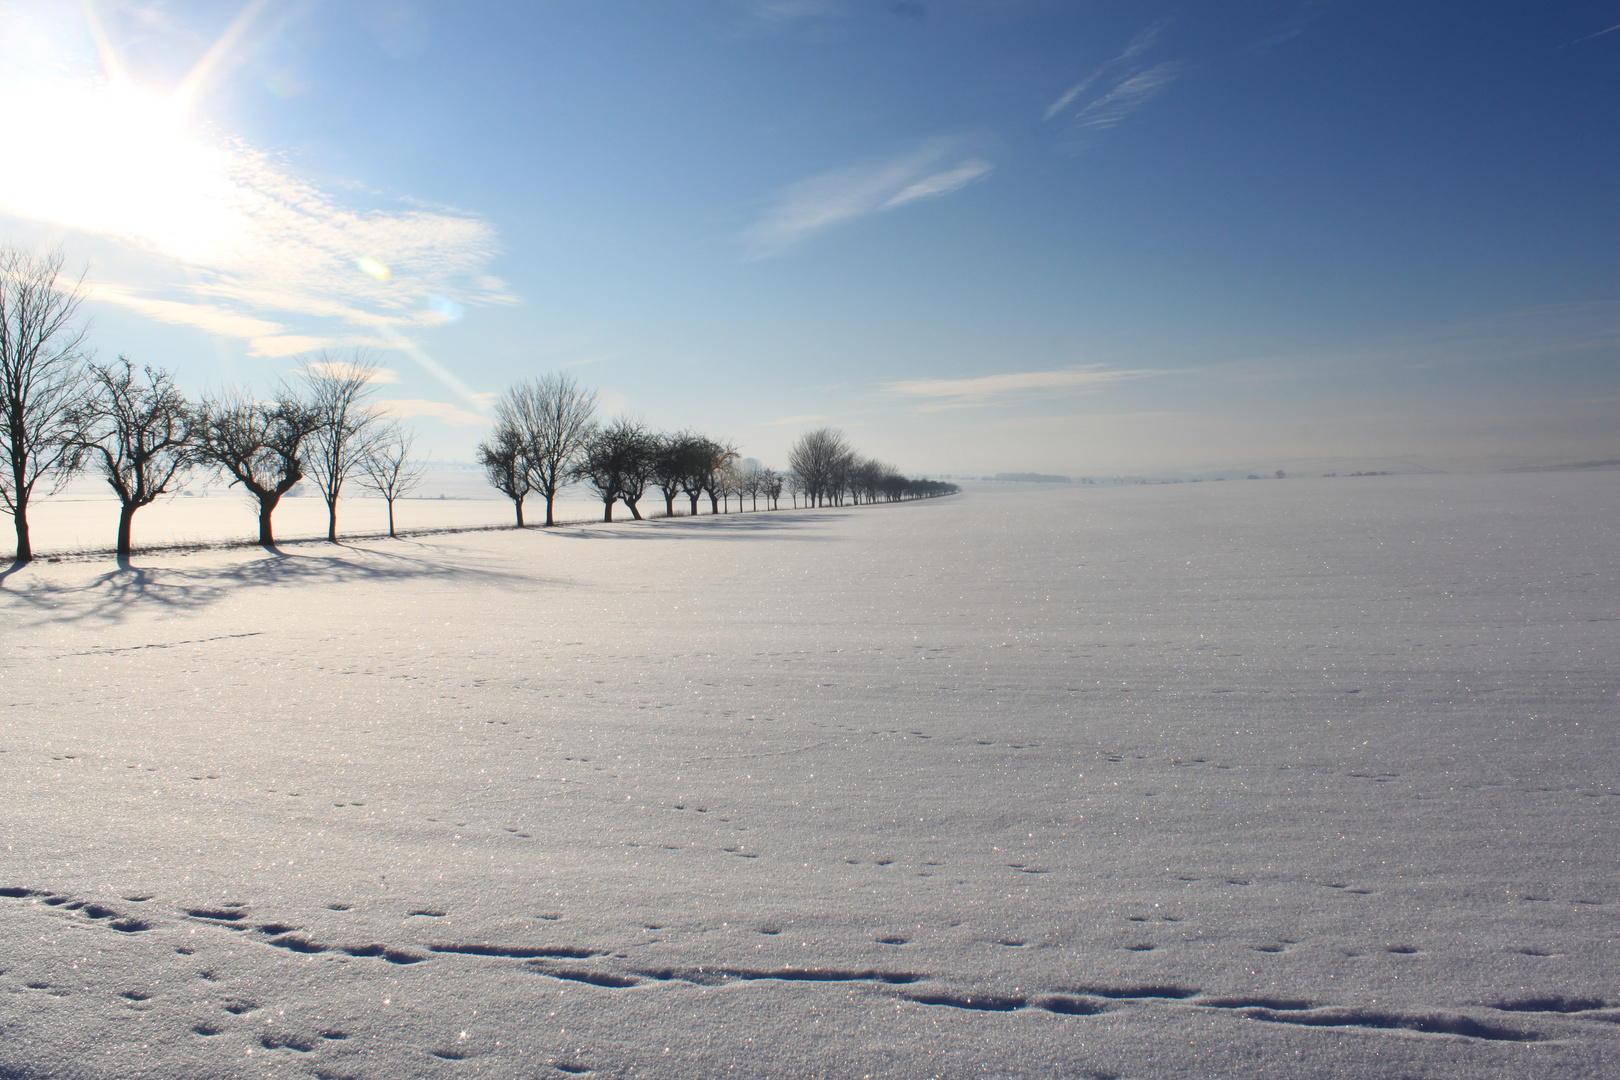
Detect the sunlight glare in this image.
<box><xmin>0</xmin><ymin>76</ymin><xmax>240</xmax><ymax>263</ymax></box>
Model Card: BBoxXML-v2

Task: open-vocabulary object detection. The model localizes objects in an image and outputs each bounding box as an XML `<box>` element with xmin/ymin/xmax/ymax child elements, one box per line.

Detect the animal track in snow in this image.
<box><xmin>1490</xmin><ymin>995</ymin><xmax>1608</xmax><ymax>1013</ymax></box>
<box><xmin>260</xmin><ymin>1031</ymin><xmax>320</xmax><ymax>1052</ymax></box>
<box><xmin>430</xmin><ymin>943</ymin><xmax>597</xmax><ymax>959</ymax></box>
<box><xmin>633</xmin><ymin>966</ymin><xmax>925</xmax><ymax>986</ymax></box>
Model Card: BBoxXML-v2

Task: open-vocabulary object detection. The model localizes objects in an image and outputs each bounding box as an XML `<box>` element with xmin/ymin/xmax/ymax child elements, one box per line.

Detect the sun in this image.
<box><xmin>0</xmin><ymin>76</ymin><xmax>240</xmax><ymax>264</ymax></box>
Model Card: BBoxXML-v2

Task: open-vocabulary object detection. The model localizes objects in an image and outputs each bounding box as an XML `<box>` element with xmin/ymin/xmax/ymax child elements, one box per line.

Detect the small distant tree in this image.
<box><xmin>68</xmin><ymin>357</ymin><xmax>196</xmax><ymax>556</ymax></box>
<box><xmin>650</xmin><ymin>432</ymin><xmax>691</xmax><ymax>517</ymax></box>
<box><xmin>301</xmin><ymin>350</ymin><xmax>383</xmax><ymax>542</ymax></box>
<box><xmin>699</xmin><ymin>438</ymin><xmax>739</xmax><ymax>514</ymax></box>
<box><xmin>761</xmin><ymin>467</ymin><xmax>783</xmax><ymax>510</ymax></box>
<box><xmin>357</xmin><ymin>422</ymin><xmax>424</xmax><ymax>538</ymax></box>
<box><xmin>477</xmin><ymin>422</ymin><xmax>530</xmax><ymax>526</ymax></box>
<box><xmin>617</xmin><ymin>423</ymin><xmax>657</xmax><ymax>520</ymax></box>
<box><xmin>714</xmin><ymin>459</ymin><xmax>743</xmax><ymax>513</ymax></box>
<box><xmin>675</xmin><ymin>433</ymin><xmax>712</xmax><ymax>516</ymax></box>
<box><xmin>196</xmin><ymin>387</ymin><xmax>323</xmax><ymax>546</ymax></box>
<box><xmin>0</xmin><ymin>246</ymin><xmax>90</xmax><ymax>561</ymax></box>
<box><xmin>739</xmin><ymin>460</ymin><xmax>764</xmax><ymax>511</ymax></box>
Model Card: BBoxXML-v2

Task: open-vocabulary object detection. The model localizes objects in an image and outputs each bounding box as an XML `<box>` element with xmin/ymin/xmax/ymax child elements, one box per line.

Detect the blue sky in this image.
<box><xmin>1</xmin><ymin>1</ymin><xmax>1614</xmax><ymax>475</ymax></box>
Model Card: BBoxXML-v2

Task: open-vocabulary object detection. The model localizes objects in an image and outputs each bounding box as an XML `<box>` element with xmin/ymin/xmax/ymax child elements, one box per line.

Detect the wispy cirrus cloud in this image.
<box><xmin>741</xmin><ymin>139</ymin><xmax>992</xmax><ymax>259</ymax></box>
<box><xmin>377</xmin><ymin>398</ymin><xmax>491</xmax><ymax>427</ymax></box>
<box><xmin>1044</xmin><ymin>20</ymin><xmax>1181</xmax><ymax>149</ymax></box>
<box><xmin>303</xmin><ymin>361</ymin><xmax>399</xmax><ymax>384</ymax></box>
<box><xmin>885</xmin><ymin>365</ymin><xmax>1160</xmax><ymax>411</ymax></box>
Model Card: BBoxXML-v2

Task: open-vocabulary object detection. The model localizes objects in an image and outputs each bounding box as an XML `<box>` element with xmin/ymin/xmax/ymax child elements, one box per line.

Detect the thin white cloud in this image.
<box><xmin>1071</xmin><ymin>61</ymin><xmax>1181</xmax><ymax>133</ymax></box>
<box><xmin>90</xmin><ymin>283</ymin><xmax>286</xmax><ymax>341</ymax></box>
<box><xmin>741</xmin><ymin>140</ymin><xmax>993</xmax><ymax>259</ymax></box>
<box><xmin>304</xmin><ymin>362</ymin><xmax>399</xmax><ymax>384</ymax></box>
<box><xmin>883</xmin><ymin>159</ymin><xmax>993</xmax><ymax>209</ymax></box>
<box><xmin>1044</xmin><ymin>21</ymin><xmax>1180</xmax><ymax>148</ymax></box>
<box><xmin>885</xmin><ymin>366</ymin><xmax>1159</xmax><ymax>410</ymax></box>
<box><xmin>1044</xmin><ymin>18</ymin><xmax>1169</xmax><ymax>121</ymax></box>
<box><xmin>377</xmin><ymin>398</ymin><xmax>491</xmax><ymax>427</ymax></box>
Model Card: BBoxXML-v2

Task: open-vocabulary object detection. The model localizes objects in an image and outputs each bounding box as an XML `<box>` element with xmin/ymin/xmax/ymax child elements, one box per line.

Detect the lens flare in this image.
<box><xmin>358</xmin><ymin>257</ymin><xmax>392</xmax><ymax>282</ymax></box>
<box><xmin>428</xmin><ymin>294</ymin><xmax>464</xmax><ymax>321</ymax></box>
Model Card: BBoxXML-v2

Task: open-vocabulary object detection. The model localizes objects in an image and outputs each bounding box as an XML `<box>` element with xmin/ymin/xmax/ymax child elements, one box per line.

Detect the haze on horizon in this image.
<box><xmin>0</xmin><ymin>1</ymin><xmax>1613</xmax><ymax>478</ymax></box>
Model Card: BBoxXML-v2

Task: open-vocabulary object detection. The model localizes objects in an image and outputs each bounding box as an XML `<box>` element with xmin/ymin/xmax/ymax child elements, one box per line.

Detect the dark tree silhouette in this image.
<box><xmin>651</xmin><ymin>431</ymin><xmax>696</xmax><ymax>517</ymax></box>
<box><xmin>197</xmin><ymin>388</ymin><xmax>323</xmax><ymax>546</ymax></box>
<box><xmin>698</xmin><ymin>438</ymin><xmax>738</xmax><ymax>514</ymax></box>
<box><xmin>478</xmin><ymin>422</ymin><xmax>530</xmax><ymax>526</ymax></box>
<box><xmin>787</xmin><ymin>427</ymin><xmax>852</xmax><ymax>508</ymax></box>
<box><xmin>68</xmin><ymin>357</ymin><xmax>196</xmax><ymax>556</ymax></box>
<box><xmin>0</xmin><ymin>246</ymin><xmax>89</xmax><ymax>562</ymax></box>
<box><xmin>576</xmin><ymin>417</ymin><xmax>654</xmax><ymax>521</ymax></box>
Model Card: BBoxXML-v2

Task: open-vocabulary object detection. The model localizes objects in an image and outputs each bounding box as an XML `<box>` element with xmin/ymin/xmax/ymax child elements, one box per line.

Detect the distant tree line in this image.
<box><xmin>477</xmin><ymin>385</ymin><xmax>957</xmax><ymax>525</ymax></box>
<box><xmin>0</xmin><ymin>243</ymin><xmax>955</xmax><ymax>562</ymax></box>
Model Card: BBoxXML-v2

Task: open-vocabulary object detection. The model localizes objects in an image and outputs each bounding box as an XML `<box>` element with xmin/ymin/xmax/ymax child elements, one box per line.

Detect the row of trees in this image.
<box><xmin>476</xmin><ymin>377</ymin><xmax>957</xmax><ymax>525</ymax></box>
<box><xmin>1</xmin><ymin>245</ymin><xmax>422</xmax><ymax>558</ymax></box>
<box><xmin>2</xmin><ymin>244</ymin><xmax>957</xmax><ymax>561</ymax></box>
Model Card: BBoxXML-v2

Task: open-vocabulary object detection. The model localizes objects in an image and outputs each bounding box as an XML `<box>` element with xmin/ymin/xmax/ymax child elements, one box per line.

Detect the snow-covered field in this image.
<box><xmin>1</xmin><ymin>473</ymin><xmax>1614</xmax><ymax>1079</ymax></box>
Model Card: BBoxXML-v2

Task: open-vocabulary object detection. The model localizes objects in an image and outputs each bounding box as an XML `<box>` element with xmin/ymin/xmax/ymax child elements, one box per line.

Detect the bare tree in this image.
<box><xmin>672</xmin><ymin>433</ymin><xmax>713</xmax><ymax>516</ymax></box>
<box><xmin>617</xmin><ymin>422</ymin><xmax>658</xmax><ymax>520</ymax></box>
<box><xmin>714</xmin><ymin>458</ymin><xmax>743</xmax><ymax>513</ymax></box>
<box><xmin>575</xmin><ymin>417</ymin><xmax>655</xmax><ymax>522</ymax></box>
<box><xmin>0</xmin><ymin>247</ymin><xmax>90</xmax><ymax>561</ymax></box>
<box><xmin>698</xmin><ymin>438</ymin><xmax>739</xmax><ymax>514</ymax></box>
<box><xmin>196</xmin><ymin>387</ymin><xmax>322</xmax><ymax>546</ymax></box>
<box><xmin>302</xmin><ymin>350</ymin><xmax>382</xmax><ymax>542</ymax></box>
<box><xmin>67</xmin><ymin>357</ymin><xmax>196</xmax><ymax>557</ymax></box>
<box><xmin>739</xmin><ymin>459</ymin><xmax>764</xmax><ymax>511</ymax></box>
<box><xmin>650</xmin><ymin>432</ymin><xmax>691</xmax><ymax>517</ymax></box>
<box><xmin>356</xmin><ymin>422</ymin><xmax>424</xmax><ymax>538</ymax></box>
<box><xmin>477</xmin><ymin>422</ymin><xmax>530</xmax><ymax>526</ymax></box>
<box><xmin>496</xmin><ymin>374</ymin><xmax>597</xmax><ymax>526</ymax></box>
<box><xmin>761</xmin><ymin>467</ymin><xmax>783</xmax><ymax>510</ymax></box>
<box><xmin>787</xmin><ymin>427</ymin><xmax>851</xmax><ymax>508</ymax></box>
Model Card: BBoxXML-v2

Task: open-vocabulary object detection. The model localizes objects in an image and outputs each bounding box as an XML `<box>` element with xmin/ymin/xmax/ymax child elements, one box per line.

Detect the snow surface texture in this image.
<box><xmin>1</xmin><ymin>473</ymin><xmax>1614</xmax><ymax>1079</ymax></box>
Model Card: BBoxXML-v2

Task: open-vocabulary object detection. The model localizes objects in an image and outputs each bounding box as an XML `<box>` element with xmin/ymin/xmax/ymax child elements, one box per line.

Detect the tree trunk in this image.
<box><xmin>387</xmin><ymin>499</ymin><xmax>397</xmax><ymax>538</ymax></box>
<box><xmin>664</xmin><ymin>493</ymin><xmax>675</xmax><ymax>517</ymax></box>
<box><xmin>12</xmin><ymin>509</ymin><xmax>31</xmax><ymax>562</ymax></box>
<box><xmin>116</xmin><ymin>503</ymin><xmax>136</xmax><ymax>556</ymax></box>
<box><xmin>688</xmin><ymin>493</ymin><xmax>699</xmax><ymax>516</ymax></box>
<box><xmin>627</xmin><ymin>497</ymin><xmax>642</xmax><ymax>521</ymax></box>
<box><xmin>708</xmin><ymin>492</ymin><xmax>719</xmax><ymax>514</ymax></box>
<box><xmin>257</xmin><ymin>496</ymin><xmax>278</xmax><ymax>546</ymax></box>
<box><xmin>602</xmin><ymin>496</ymin><xmax>614</xmax><ymax>522</ymax></box>
<box><xmin>513</xmin><ymin>497</ymin><xmax>525</xmax><ymax>527</ymax></box>
<box><xmin>544</xmin><ymin>493</ymin><xmax>555</xmax><ymax>526</ymax></box>
<box><xmin>326</xmin><ymin>495</ymin><xmax>339</xmax><ymax>542</ymax></box>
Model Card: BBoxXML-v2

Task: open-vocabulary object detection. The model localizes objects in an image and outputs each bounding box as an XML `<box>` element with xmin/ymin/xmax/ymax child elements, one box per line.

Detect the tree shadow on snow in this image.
<box><xmin>0</xmin><ymin>541</ymin><xmax>537</xmax><ymax>626</ymax></box>
<box><xmin>565</xmin><ymin>510</ymin><xmax>839</xmax><ymax>541</ymax></box>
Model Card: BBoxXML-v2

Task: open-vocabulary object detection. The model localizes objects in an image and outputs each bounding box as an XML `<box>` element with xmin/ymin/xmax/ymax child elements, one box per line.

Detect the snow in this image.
<box><xmin>1</xmin><ymin>472</ymin><xmax>1615</xmax><ymax>1078</ymax></box>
